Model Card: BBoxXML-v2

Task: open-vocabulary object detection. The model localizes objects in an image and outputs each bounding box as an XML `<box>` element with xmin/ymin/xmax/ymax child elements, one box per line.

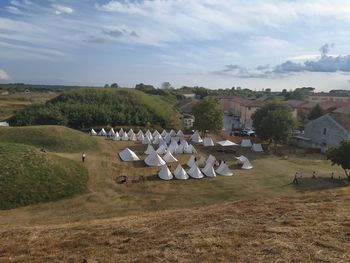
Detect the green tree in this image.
<box><xmin>327</xmin><ymin>140</ymin><xmax>350</xmax><ymax>180</ymax></box>
<box><xmin>252</xmin><ymin>99</ymin><xmax>296</xmax><ymax>150</ymax></box>
<box><xmin>308</xmin><ymin>104</ymin><xmax>325</xmax><ymax>120</ymax></box>
<box><xmin>110</xmin><ymin>83</ymin><xmax>119</xmax><ymax>88</ymax></box>
<box><xmin>192</xmin><ymin>97</ymin><xmax>223</xmax><ymax>132</ymax></box>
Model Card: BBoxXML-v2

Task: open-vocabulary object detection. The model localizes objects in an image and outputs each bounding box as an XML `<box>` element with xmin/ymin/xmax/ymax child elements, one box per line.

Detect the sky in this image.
<box><xmin>1</xmin><ymin>0</ymin><xmax>350</xmax><ymax>91</ymax></box>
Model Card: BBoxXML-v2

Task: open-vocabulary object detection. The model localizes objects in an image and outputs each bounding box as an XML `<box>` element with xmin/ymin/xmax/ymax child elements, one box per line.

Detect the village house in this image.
<box><xmin>307</xmin><ymin>91</ymin><xmax>350</xmax><ymax>103</ymax></box>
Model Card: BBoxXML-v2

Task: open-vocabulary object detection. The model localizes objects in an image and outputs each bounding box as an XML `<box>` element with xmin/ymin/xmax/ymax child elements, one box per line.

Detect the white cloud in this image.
<box><xmin>52</xmin><ymin>4</ymin><xmax>74</xmax><ymax>15</ymax></box>
<box><xmin>0</xmin><ymin>69</ymin><xmax>10</xmax><ymax>80</ymax></box>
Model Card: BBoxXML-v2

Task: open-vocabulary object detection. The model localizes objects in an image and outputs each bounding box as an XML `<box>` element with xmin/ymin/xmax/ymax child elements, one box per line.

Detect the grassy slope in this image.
<box><xmin>0</xmin><ymin>143</ymin><xmax>88</xmax><ymax>210</ymax></box>
<box><xmin>0</xmin><ymin>125</ymin><xmax>97</xmax><ymax>152</ymax></box>
<box><xmin>0</xmin><ymin>91</ymin><xmax>57</xmax><ymax>121</ymax></box>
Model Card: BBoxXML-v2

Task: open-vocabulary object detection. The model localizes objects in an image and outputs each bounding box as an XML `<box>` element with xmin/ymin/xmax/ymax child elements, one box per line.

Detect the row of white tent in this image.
<box><xmin>90</xmin><ymin>128</ymin><xmax>184</xmax><ymax>139</ymax></box>
<box><xmin>202</xmin><ymin>138</ymin><xmax>263</xmax><ymax>152</ymax></box>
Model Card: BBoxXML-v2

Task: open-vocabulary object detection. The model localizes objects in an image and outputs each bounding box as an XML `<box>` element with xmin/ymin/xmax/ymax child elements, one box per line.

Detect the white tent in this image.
<box><xmin>174</xmin><ymin>164</ymin><xmax>189</xmax><ymax>180</ymax></box>
<box><xmin>177</xmin><ymin>130</ymin><xmax>184</xmax><ymax>137</ymax></box>
<box><xmin>184</xmin><ymin>144</ymin><xmax>197</xmax><ymax>154</ymax></box>
<box><xmin>216</xmin><ymin>161</ymin><xmax>233</xmax><ymax>176</ymax></box>
<box><xmin>170</xmin><ymin>139</ymin><xmax>178</xmax><ymax>147</ymax></box>
<box><xmin>119</xmin><ymin>128</ymin><xmax>124</xmax><ymax>135</ymax></box>
<box><xmin>174</xmin><ymin>136</ymin><xmax>181</xmax><ymax>142</ymax></box>
<box><xmin>175</xmin><ymin>144</ymin><xmax>184</xmax><ymax>154</ymax></box>
<box><xmin>137</xmin><ymin>133</ymin><xmax>145</xmax><ymax>142</ymax></box>
<box><xmin>108</xmin><ymin>128</ymin><xmax>115</xmax><ymax>137</ymax></box>
<box><xmin>197</xmin><ymin>156</ymin><xmax>207</xmax><ymax>168</ymax></box>
<box><xmin>159</xmin><ymin>138</ymin><xmax>167</xmax><ymax>148</ymax></box>
<box><xmin>98</xmin><ymin>128</ymin><xmax>107</xmax><ymax>136</ymax></box>
<box><xmin>153</xmin><ymin>134</ymin><xmax>163</xmax><ymax>144</ymax></box>
<box><xmin>145</xmin><ymin>130</ymin><xmax>153</xmax><ymax>141</ymax></box>
<box><xmin>145</xmin><ymin>152</ymin><xmax>166</xmax><ymax>167</ymax></box>
<box><xmin>161</xmin><ymin>130</ymin><xmax>168</xmax><ymax>137</ymax></box>
<box><xmin>167</xmin><ymin>143</ymin><xmax>177</xmax><ymax>154</ymax></box>
<box><xmin>164</xmin><ymin>133</ymin><xmax>171</xmax><ymax>144</ymax></box>
<box><xmin>241</xmin><ymin>139</ymin><xmax>252</xmax><ymax>147</ymax></box>
<box><xmin>130</xmin><ymin>133</ymin><xmax>137</xmax><ymax>141</ymax></box>
<box><xmin>152</xmin><ymin>130</ymin><xmax>160</xmax><ymax>137</ymax></box>
<box><xmin>242</xmin><ymin>160</ymin><xmax>253</xmax><ymax>169</ymax></box>
<box><xmin>137</xmin><ymin>130</ymin><xmax>144</xmax><ymax>136</ymax></box>
<box><xmin>119</xmin><ymin>148</ymin><xmax>140</xmax><ymax>161</ymax></box>
<box><xmin>202</xmin><ymin>162</ymin><xmax>216</xmax><ymax>177</ymax></box>
<box><xmin>252</xmin><ymin>143</ymin><xmax>264</xmax><ymax>152</ymax></box>
<box><xmin>191</xmin><ymin>132</ymin><xmax>203</xmax><ymax>143</ymax></box>
<box><xmin>187</xmin><ymin>155</ymin><xmax>197</xmax><ymax>168</ymax></box>
<box><xmin>180</xmin><ymin>140</ymin><xmax>189</xmax><ymax>148</ymax></box>
<box><xmin>169</xmin><ymin>129</ymin><xmax>176</xmax><ymax>137</ymax></box>
<box><xmin>163</xmin><ymin>151</ymin><xmax>178</xmax><ymax>163</ymax></box>
<box><xmin>113</xmin><ymin>132</ymin><xmax>121</xmax><ymax>141</ymax></box>
<box><xmin>218</xmin><ymin>140</ymin><xmax>238</xmax><ymax>146</ymax></box>
<box><xmin>90</xmin><ymin>129</ymin><xmax>97</xmax><ymax>136</ymax></box>
<box><xmin>203</xmin><ymin>137</ymin><xmax>214</xmax><ymax>146</ymax></box>
<box><xmin>145</xmin><ymin>144</ymin><xmax>156</xmax><ymax>154</ymax></box>
<box><xmin>158</xmin><ymin>165</ymin><xmax>173</xmax><ymax>180</ymax></box>
<box><xmin>156</xmin><ymin>145</ymin><xmax>167</xmax><ymax>155</ymax></box>
<box><xmin>127</xmin><ymin>129</ymin><xmax>135</xmax><ymax>137</ymax></box>
<box><xmin>142</xmin><ymin>136</ymin><xmax>152</xmax><ymax>144</ymax></box>
<box><xmin>188</xmin><ymin>165</ymin><xmax>204</xmax><ymax>179</ymax></box>
<box><xmin>122</xmin><ymin>131</ymin><xmax>129</xmax><ymax>141</ymax></box>
<box><xmin>236</xmin><ymin>155</ymin><xmax>248</xmax><ymax>163</ymax></box>
<box><xmin>206</xmin><ymin>154</ymin><xmax>217</xmax><ymax>166</ymax></box>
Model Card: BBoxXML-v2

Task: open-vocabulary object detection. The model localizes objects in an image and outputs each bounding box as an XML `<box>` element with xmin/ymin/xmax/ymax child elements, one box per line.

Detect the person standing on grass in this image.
<box><xmin>82</xmin><ymin>152</ymin><xmax>86</xmax><ymax>163</ymax></box>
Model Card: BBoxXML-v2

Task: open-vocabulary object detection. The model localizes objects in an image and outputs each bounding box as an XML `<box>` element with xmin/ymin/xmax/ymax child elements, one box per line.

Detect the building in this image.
<box><xmin>334</xmin><ymin>105</ymin><xmax>350</xmax><ymax>115</ymax></box>
<box><xmin>307</xmin><ymin>92</ymin><xmax>350</xmax><ymax>103</ymax></box>
<box><xmin>293</xmin><ymin>113</ymin><xmax>350</xmax><ymax>152</ymax></box>
<box><xmin>182</xmin><ymin>114</ymin><xmax>195</xmax><ymax>127</ymax></box>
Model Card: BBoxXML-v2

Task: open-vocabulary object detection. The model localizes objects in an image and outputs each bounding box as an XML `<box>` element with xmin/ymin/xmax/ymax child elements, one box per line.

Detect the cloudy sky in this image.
<box><xmin>1</xmin><ymin>0</ymin><xmax>350</xmax><ymax>91</ymax></box>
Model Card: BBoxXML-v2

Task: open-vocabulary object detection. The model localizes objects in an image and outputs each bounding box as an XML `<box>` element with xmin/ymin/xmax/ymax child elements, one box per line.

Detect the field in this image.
<box><xmin>0</xmin><ymin>128</ymin><xmax>349</xmax><ymax>261</ymax></box>
<box><xmin>0</xmin><ymin>91</ymin><xmax>57</xmax><ymax>121</ymax></box>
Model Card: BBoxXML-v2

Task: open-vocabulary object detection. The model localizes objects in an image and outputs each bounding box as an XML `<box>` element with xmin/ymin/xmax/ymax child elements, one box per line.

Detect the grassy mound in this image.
<box><xmin>0</xmin><ymin>125</ymin><xmax>97</xmax><ymax>152</ymax></box>
<box><xmin>0</xmin><ymin>143</ymin><xmax>88</xmax><ymax>210</ymax></box>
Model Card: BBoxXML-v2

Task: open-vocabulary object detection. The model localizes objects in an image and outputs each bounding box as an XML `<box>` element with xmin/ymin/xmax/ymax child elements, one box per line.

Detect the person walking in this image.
<box><xmin>82</xmin><ymin>152</ymin><xmax>86</xmax><ymax>163</ymax></box>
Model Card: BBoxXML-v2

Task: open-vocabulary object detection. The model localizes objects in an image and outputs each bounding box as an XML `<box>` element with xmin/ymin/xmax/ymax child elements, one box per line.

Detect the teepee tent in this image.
<box><xmin>188</xmin><ymin>165</ymin><xmax>204</xmax><ymax>179</ymax></box>
<box><xmin>203</xmin><ymin>137</ymin><xmax>214</xmax><ymax>146</ymax></box>
<box><xmin>130</xmin><ymin>133</ymin><xmax>137</xmax><ymax>141</ymax></box>
<box><xmin>145</xmin><ymin>130</ymin><xmax>153</xmax><ymax>141</ymax></box>
<box><xmin>108</xmin><ymin>128</ymin><xmax>115</xmax><ymax>137</ymax></box>
<box><xmin>145</xmin><ymin>144</ymin><xmax>155</xmax><ymax>154</ymax></box>
<box><xmin>177</xmin><ymin>130</ymin><xmax>184</xmax><ymax>137</ymax></box>
<box><xmin>158</xmin><ymin>165</ymin><xmax>173</xmax><ymax>180</ymax></box>
<box><xmin>145</xmin><ymin>152</ymin><xmax>166</xmax><ymax>167</ymax></box>
<box><xmin>187</xmin><ymin>155</ymin><xmax>197</xmax><ymax>168</ymax></box>
<box><xmin>236</xmin><ymin>155</ymin><xmax>248</xmax><ymax>163</ymax></box>
<box><xmin>113</xmin><ymin>132</ymin><xmax>121</xmax><ymax>141</ymax></box>
<box><xmin>252</xmin><ymin>143</ymin><xmax>263</xmax><ymax>152</ymax></box>
<box><xmin>169</xmin><ymin>129</ymin><xmax>176</xmax><ymax>137</ymax></box>
<box><xmin>164</xmin><ymin>133</ymin><xmax>171</xmax><ymax>144</ymax></box>
<box><xmin>191</xmin><ymin>132</ymin><xmax>203</xmax><ymax>143</ymax></box>
<box><xmin>159</xmin><ymin>138</ymin><xmax>167</xmax><ymax>148</ymax></box>
<box><xmin>174</xmin><ymin>164</ymin><xmax>189</xmax><ymax>180</ymax></box>
<box><xmin>156</xmin><ymin>145</ymin><xmax>167</xmax><ymax>155</ymax></box>
<box><xmin>241</xmin><ymin>139</ymin><xmax>252</xmax><ymax>147</ymax></box>
<box><xmin>119</xmin><ymin>148</ymin><xmax>140</xmax><ymax>161</ymax></box>
<box><xmin>122</xmin><ymin>131</ymin><xmax>129</xmax><ymax>141</ymax></box>
<box><xmin>202</xmin><ymin>162</ymin><xmax>216</xmax><ymax>177</ymax></box>
<box><xmin>206</xmin><ymin>154</ymin><xmax>217</xmax><ymax>166</ymax></box>
<box><xmin>127</xmin><ymin>129</ymin><xmax>135</xmax><ymax>137</ymax></box>
<box><xmin>119</xmin><ymin>128</ymin><xmax>124</xmax><ymax>135</ymax></box>
<box><xmin>184</xmin><ymin>144</ymin><xmax>197</xmax><ymax>154</ymax></box>
<box><xmin>137</xmin><ymin>133</ymin><xmax>145</xmax><ymax>142</ymax></box>
<box><xmin>175</xmin><ymin>144</ymin><xmax>184</xmax><ymax>154</ymax></box>
<box><xmin>242</xmin><ymin>160</ymin><xmax>253</xmax><ymax>170</ymax></box>
<box><xmin>198</xmin><ymin>156</ymin><xmax>207</xmax><ymax>168</ymax></box>
<box><xmin>167</xmin><ymin>143</ymin><xmax>177</xmax><ymax>154</ymax></box>
<box><xmin>98</xmin><ymin>128</ymin><xmax>107</xmax><ymax>136</ymax></box>
<box><xmin>153</xmin><ymin>130</ymin><xmax>160</xmax><ymax>137</ymax></box>
<box><xmin>137</xmin><ymin>130</ymin><xmax>143</xmax><ymax>136</ymax></box>
<box><xmin>163</xmin><ymin>151</ymin><xmax>178</xmax><ymax>163</ymax></box>
<box><xmin>180</xmin><ymin>140</ymin><xmax>189</xmax><ymax>148</ymax></box>
<box><xmin>90</xmin><ymin>129</ymin><xmax>97</xmax><ymax>136</ymax></box>
<box><xmin>216</xmin><ymin>161</ymin><xmax>233</xmax><ymax>176</ymax></box>
<box><xmin>218</xmin><ymin>140</ymin><xmax>238</xmax><ymax>146</ymax></box>
<box><xmin>142</xmin><ymin>136</ymin><xmax>152</xmax><ymax>144</ymax></box>
<box><xmin>161</xmin><ymin>130</ymin><xmax>168</xmax><ymax>137</ymax></box>
<box><xmin>153</xmin><ymin>134</ymin><xmax>163</xmax><ymax>144</ymax></box>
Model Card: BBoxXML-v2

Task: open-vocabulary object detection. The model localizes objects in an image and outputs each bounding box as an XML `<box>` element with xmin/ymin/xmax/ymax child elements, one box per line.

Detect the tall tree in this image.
<box><xmin>192</xmin><ymin>97</ymin><xmax>223</xmax><ymax>132</ymax></box>
<box><xmin>327</xmin><ymin>140</ymin><xmax>350</xmax><ymax>180</ymax></box>
<box><xmin>308</xmin><ymin>104</ymin><xmax>325</xmax><ymax>120</ymax></box>
<box><xmin>252</xmin><ymin>99</ymin><xmax>296</xmax><ymax>149</ymax></box>
<box><xmin>161</xmin><ymin>82</ymin><xmax>172</xmax><ymax>89</ymax></box>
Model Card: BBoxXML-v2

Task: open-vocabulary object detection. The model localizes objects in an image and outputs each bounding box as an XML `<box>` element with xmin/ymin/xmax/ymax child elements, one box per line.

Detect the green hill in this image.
<box><xmin>0</xmin><ymin>143</ymin><xmax>88</xmax><ymax>210</ymax></box>
<box><xmin>0</xmin><ymin>125</ymin><xmax>97</xmax><ymax>152</ymax></box>
<box><xmin>10</xmin><ymin>88</ymin><xmax>181</xmax><ymax>129</ymax></box>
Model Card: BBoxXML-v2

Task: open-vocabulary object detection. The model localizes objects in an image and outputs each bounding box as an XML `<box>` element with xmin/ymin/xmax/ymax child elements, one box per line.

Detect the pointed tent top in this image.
<box><xmin>218</xmin><ymin>140</ymin><xmax>238</xmax><ymax>146</ymax></box>
<box><xmin>145</xmin><ymin>152</ymin><xmax>166</xmax><ymax>167</ymax></box>
<box><xmin>152</xmin><ymin>130</ymin><xmax>160</xmax><ymax>137</ymax></box>
<box><xmin>98</xmin><ymin>128</ymin><xmax>107</xmax><ymax>136</ymax></box>
<box><xmin>203</xmin><ymin>137</ymin><xmax>214</xmax><ymax>146</ymax></box>
<box><xmin>108</xmin><ymin>128</ymin><xmax>115</xmax><ymax>136</ymax></box>
<box><xmin>119</xmin><ymin>148</ymin><xmax>140</xmax><ymax>161</ymax></box>
<box><xmin>202</xmin><ymin>164</ymin><xmax>216</xmax><ymax>177</ymax></box>
<box><xmin>191</xmin><ymin>132</ymin><xmax>203</xmax><ymax>143</ymax></box>
<box><xmin>156</xmin><ymin>145</ymin><xmax>167</xmax><ymax>155</ymax></box>
<box><xmin>122</xmin><ymin>131</ymin><xmax>129</xmax><ymax>141</ymax></box>
<box><xmin>163</xmin><ymin>150</ymin><xmax>178</xmax><ymax>163</ymax></box>
<box><xmin>113</xmin><ymin>132</ymin><xmax>121</xmax><ymax>141</ymax></box>
<box><xmin>206</xmin><ymin>154</ymin><xmax>217</xmax><ymax>165</ymax></box>
<box><xmin>90</xmin><ymin>129</ymin><xmax>97</xmax><ymax>136</ymax></box>
<box><xmin>142</xmin><ymin>136</ymin><xmax>152</xmax><ymax>144</ymax></box>
<box><xmin>169</xmin><ymin>129</ymin><xmax>176</xmax><ymax>137</ymax></box>
<box><xmin>177</xmin><ymin>130</ymin><xmax>184</xmax><ymax>137</ymax></box>
<box><xmin>174</xmin><ymin>164</ymin><xmax>189</xmax><ymax>180</ymax></box>
<box><xmin>130</xmin><ymin>133</ymin><xmax>137</xmax><ymax>141</ymax></box>
<box><xmin>161</xmin><ymin>130</ymin><xmax>168</xmax><ymax>137</ymax></box>
<box><xmin>184</xmin><ymin>144</ymin><xmax>197</xmax><ymax>154</ymax></box>
<box><xmin>137</xmin><ymin>133</ymin><xmax>145</xmax><ymax>141</ymax></box>
<box><xmin>188</xmin><ymin>165</ymin><xmax>204</xmax><ymax>179</ymax></box>
<box><xmin>119</xmin><ymin>128</ymin><xmax>124</xmax><ymax>134</ymax></box>
<box><xmin>137</xmin><ymin>129</ymin><xmax>144</xmax><ymax>136</ymax></box>
<box><xmin>216</xmin><ymin>161</ymin><xmax>233</xmax><ymax>176</ymax></box>
<box><xmin>158</xmin><ymin>165</ymin><xmax>173</xmax><ymax>180</ymax></box>
<box><xmin>145</xmin><ymin>144</ymin><xmax>155</xmax><ymax>154</ymax></box>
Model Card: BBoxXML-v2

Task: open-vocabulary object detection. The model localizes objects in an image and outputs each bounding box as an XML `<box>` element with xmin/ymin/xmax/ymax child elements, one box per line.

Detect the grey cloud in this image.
<box><xmin>319</xmin><ymin>43</ymin><xmax>334</xmax><ymax>57</ymax></box>
<box><xmin>103</xmin><ymin>28</ymin><xmax>139</xmax><ymax>38</ymax></box>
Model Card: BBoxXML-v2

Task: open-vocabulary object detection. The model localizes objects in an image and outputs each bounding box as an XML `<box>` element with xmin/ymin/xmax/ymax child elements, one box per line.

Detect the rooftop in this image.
<box><xmin>329</xmin><ymin>113</ymin><xmax>350</xmax><ymax>133</ymax></box>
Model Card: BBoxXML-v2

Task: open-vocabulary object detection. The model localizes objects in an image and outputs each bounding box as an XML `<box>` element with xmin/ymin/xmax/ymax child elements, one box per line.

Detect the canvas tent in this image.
<box><xmin>174</xmin><ymin>164</ymin><xmax>189</xmax><ymax>180</ymax></box>
<box><xmin>156</xmin><ymin>145</ymin><xmax>167</xmax><ymax>155</ymax></box>
<box><xmin>175</xmin><ymin>144</ymin><xmax>184</xmax><ymax>154</ymax></box>
<box><xmin>187</xmin><ymin>155</ymin><xmax>197</xmax><ymax>168</ymax></box>
<box><xmin>177</xmin><ymin>130</ymin><xmax>184</xmax><ymax>137</ymax></box>
<box><xmin>163</xmin><ymin>151</ymin><xmax>178</xmax><ymax>163</ymax></box>
<box><xmin>137</xmin><ymin>130</ymin><xmax>143</xmax><ymax>136</ymax></box>
<box><xmin>98</xmin><ymin>128</ymin><xmax>107</xmax><ymax>136</ymax></box>
<box><xmin>241</xmin><ymin>139</ymin><xmax>252</xmax><ymax>147</ymax></box>
<box><xmin>188</xmin><ymin>165</ymin><xmax>204</xmax><ymax>179</ymax></box>
<box><xmin>127</xmin><ymin>129</ymin><xmax>135</xmax><ymax>137</ymax></box>
<box><xmin>108</xmin><ymin>128</ymin><xmax>115</xmax><ymax>137</ymax></box>
<box><xmin>153</xmin><ymin>134</ymin><xmax>163</xmax><ymax>144</ymax></box>
<box><xmin>180</xmin><ymin>140</ymin><xmax>189</xmax><ymax>148</ymax></box>
<box><xmin>113</xmin><ymin>132</ymin><xmax>120</xmax><ymax>141</ymax></box>
<box><xmin>252</xmin><ymin>143</ymin><xmax>263</xmax><ymax>152</ymax></box>
<box><xmin>142</xmin><ymin>136</ymin><xmax>152</xmax><ymax>144</ymax></box>
<box><xmin>167</xmin><ymin>144</ymin><xmax>177</xmax><ymax>154</ymax></box>
<box><xmin>161</xmin><ymin>130</ymin><xmax>168</xmax><ymax>137</ymax></box>
<box><xmin>90</xmin><ymin>129</ymin><xmax>97</xmax><ymax>136</ymax></box>
<box><xmin>236</xmin><ymin>155</ymin><xmax>248</xmax><ymax>163</ymax></box>
<box><xmin>169</xmin><ymin>129</ymin><xmax>176</xmax><ymax>137</ymax></box>
<box><xmin>119</xmin><ymin>148</ymin><xmax>140</xmax><ymax>161</ymax></box>
<box><xmin>198</xmin><ymin>156</ymin><xmax>206</xmax><ymax>168</ymax></box>
<box><xmin>137</xmin><ymin>133</ymin><xmax>145</xmax><ymax>141</ymax></box>
<box><xmin>144</xmin><ymin>152</ymin><xmax>166</xmax><ymax>167</ymax></box>
<box><xmin>159</xmin><ymin>138</ymin><xmax>167</xmax><ymax>148</ymax></box>
<box><xmin>216</xmin><ymin>161</ymin><xmax>233</xmax><ymax>176</ymax></box>
<box><xmin>158</xmin><ymin>165</ymin><xmax>173</xmax><ymax>180</ymax></box>
<box><xmin>202</xmin><ymin>162</ymin><xmax>216</xmax><ymax>177</ymax></box>
<box><xmin>203</xmin><ymin>137</ymin><xmax>214</xmax><ymax>146</ymax></box>
<box><xmin>206</xmin><ymin>154</ymin><xmax>217</xmax><ymax>166</ymax></box>
<box><xmin>218</xmin><ymin>140</ymin><xmax>238</xmax><ymax>146</ymax></box>
<box><xmin>130</xmin><ymin>133</ymin><xmax>137</xmax><ymax>141</ymax></box>
<box><xmin>145</xmin><ymin>144</ymin><xmax>155</xmax><ymax>154</ymax></box>
<box><xmin>164</xmin><ymin>134</ymin><xmax>171</xmax><ymax>144</ymax></box>
<box><xmin>153</xmin><ymin>130</ymin><xmax>160</xmax><ymax>137</ymax></box>
<box><xmin>122</xmin><ymin>132</ymin><xmax>129</xmax><ymax>141</ymax></box>
<box><xmin>241</xmin><ymin>160</ymin><xmax>253</xmax><ymax>169</ymax></box>
<box><xmin>191</xmin><ymin>132</ymin><xmax>203</xmax><ymax>143</ymax></box>
<box><xmin>118</xmin><ymin>128</ymin><xmax>124</xmax><ymax>136</ymax></box>
<box><xmin>184</xmin><ymin>144</ymin><xmax>197</xmax><ymax>154</ymax></box>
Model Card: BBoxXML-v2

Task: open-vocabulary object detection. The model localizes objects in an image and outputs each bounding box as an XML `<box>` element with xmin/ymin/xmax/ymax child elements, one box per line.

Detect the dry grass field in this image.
<box><xmin>0</xmin><ymin>133</ymin><xmax>349</xmax><ymax>262</ymax></box>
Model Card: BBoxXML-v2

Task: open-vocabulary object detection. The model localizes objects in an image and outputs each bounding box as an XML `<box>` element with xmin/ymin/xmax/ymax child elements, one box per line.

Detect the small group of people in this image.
<box><xmin>292</xmin><ymin>170</ymin><xmax>337</xmax><ymax>185</ymax></box>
